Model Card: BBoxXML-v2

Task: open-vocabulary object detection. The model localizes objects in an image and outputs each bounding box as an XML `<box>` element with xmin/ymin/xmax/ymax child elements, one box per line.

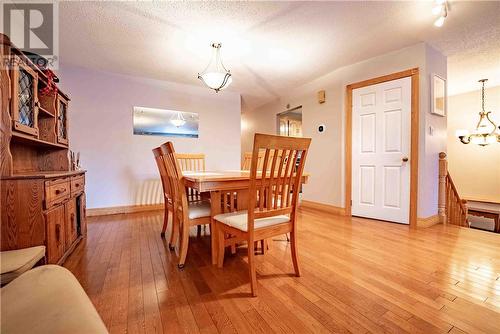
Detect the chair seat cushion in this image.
<box><xmin>214</xmin><ymin>211</ymin><xmax>289</xmax><ymax>232</ymax></box>
<box><xmin>0</xmin><ymin>246</ymin><xmax>46</xmax><ymax>285</ymax></box>
<box><xmin>188</xmin><ymin>200</ymin><xmax>211</xmax><ymax>220</ymax></box>
<box><xmin>0</xmin><ymin>265</ymin><xmax>108</xmax><ymax>334</ymax></box>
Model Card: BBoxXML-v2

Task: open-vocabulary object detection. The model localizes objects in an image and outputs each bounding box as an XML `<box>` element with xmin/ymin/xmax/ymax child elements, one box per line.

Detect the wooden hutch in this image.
<box><xmin>1</xmin><ymin>34</ymin><xmax>86</xmax><ymax>264</ymax></box>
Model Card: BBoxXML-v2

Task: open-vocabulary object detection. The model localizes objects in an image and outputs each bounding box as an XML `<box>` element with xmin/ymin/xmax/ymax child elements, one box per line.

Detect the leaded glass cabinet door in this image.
<box><xmin>11</xmin><ymin>55</ymin><xmax>39</xmax><ymax>137</ymax></box>
<box><xmin>56</xmin><ymin>94</ymin><xmax>69</xmax><ymax>145</ymax></box>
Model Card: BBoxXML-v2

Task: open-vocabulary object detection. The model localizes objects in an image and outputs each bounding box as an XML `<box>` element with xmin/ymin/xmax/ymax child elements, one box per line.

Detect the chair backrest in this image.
<box><xmin>152</xmin><ymin>146</ymin><xmax>173</xmax><ymax>202</ymax></box>
<box><xmin>242</xmin><ymin>150</ymin><xmax>288</xmax><ymax>171</ymax></box>
<box><xmin>247</xmin><ymin>133</ymin><xmax>311</xmax><ymax>231</ymax></box>
<box><xmin>176</xmin><ymin>153</ymin><xmax>205</xmax><ymax>172</ymax></box>
<box><xmin>160</xmin><ymin>143</ymin><xmax>189</xmax><ymax>217</ymax></box>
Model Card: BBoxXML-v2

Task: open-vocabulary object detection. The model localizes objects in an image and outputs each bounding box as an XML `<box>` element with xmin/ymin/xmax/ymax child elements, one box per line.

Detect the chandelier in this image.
<box><xmin>456</xmin><ymin>79</ymin><xmax>500</xmax><ymax>146</ymax></box>
<box><xmin>198</xmin><ymin>43</ymin><xmax>232</xmax><ymax>92</ymax></box>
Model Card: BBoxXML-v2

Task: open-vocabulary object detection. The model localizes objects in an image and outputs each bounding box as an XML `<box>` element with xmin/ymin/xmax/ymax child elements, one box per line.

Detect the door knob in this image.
<box><xmin>402</xmin><ymin>157</ymin><xmax>409</xmax><ymax>162</ymax></box>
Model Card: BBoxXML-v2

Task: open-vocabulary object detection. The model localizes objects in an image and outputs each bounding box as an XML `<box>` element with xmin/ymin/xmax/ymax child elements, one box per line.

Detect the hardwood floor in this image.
<box><xmin>64</xmin><ymin>207</ymin><xmax>500</xmax><ymax>334</ymax></box>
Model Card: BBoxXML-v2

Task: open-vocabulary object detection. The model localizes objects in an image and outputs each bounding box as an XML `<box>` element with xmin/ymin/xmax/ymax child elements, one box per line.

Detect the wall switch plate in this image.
<box><xmin>429</xmin><ymin>125</ymin><xmax>435</xmax><ymax>136</ymax></box>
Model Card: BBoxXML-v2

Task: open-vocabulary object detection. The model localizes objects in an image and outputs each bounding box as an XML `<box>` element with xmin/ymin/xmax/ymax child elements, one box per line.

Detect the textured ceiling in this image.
<box><xmin>58</xmin><ymin>1</ymin><xmax>500</xmax><ymax>110</ymax></box>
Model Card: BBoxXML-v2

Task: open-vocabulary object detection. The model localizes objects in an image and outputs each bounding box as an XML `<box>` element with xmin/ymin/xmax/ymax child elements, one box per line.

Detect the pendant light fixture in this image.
<box><xmin>456</xmin><ymin>79</ymin><xmax>500</xmax><ymax>146</ymax></box>
<box><xmin>198</xmin><ymin>43</ymin><xmax>232</xmax><ymax>92</ymax></box>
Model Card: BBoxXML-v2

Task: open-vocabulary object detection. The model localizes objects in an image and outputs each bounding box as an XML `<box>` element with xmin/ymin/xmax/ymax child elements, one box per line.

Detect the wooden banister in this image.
<box><xmin>438</xmin><ymin>152</ymin><xmax>469</xmax><ymax>227</ymax></box>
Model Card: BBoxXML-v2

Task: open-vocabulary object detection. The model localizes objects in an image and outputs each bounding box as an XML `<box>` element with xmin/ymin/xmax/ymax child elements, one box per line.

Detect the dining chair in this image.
<box><xmin>242</xmin><ymin>150</ymin><xmax>269</xmax><ymax>171</ymax></box>
<box><xmin>214</xmin><ymin>133</ymin><xmax>311</xmax><ymax>296</ymax></box>
<box><xmin>152</xmin><ymin>147</ymin><xmax>175</xmax><ymax>242</ymax></box>
<box><xmin>161</xmin><ymin>142</ymin><xmax>212</xmax><ymax>269</ymax></box>
<box><xmin>242</xmin><ymin>150</ymin><xmax>290</xmax><ymax>172</ymax></box>
<box><xmin>176</xmin><ymin>153</ymin><xmax>205</xmax><ymax>172</ymax></box>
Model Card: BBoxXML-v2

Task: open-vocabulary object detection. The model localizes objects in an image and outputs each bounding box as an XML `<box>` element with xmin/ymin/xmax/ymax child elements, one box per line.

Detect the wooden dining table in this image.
<box><xmin>182</xmin><ymin>170</ymin><xmax>309</xmax><ymax>265</ymax></box>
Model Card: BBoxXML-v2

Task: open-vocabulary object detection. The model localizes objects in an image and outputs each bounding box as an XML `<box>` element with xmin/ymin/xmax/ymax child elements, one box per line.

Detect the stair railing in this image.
<box><xmin>438</xmin><ymin>152</ymin><xmax>469</xmax><ymax>227</ymax></box>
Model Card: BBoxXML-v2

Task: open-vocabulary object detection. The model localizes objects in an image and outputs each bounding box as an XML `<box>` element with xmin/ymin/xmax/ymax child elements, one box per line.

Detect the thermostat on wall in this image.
<box><xmin>318</xmin><ymin>124</ymin><xmax>326</xmax><ymax>133</ymax></box>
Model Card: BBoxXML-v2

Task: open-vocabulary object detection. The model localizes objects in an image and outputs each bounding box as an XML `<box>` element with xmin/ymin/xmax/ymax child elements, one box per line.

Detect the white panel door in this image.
<box><xmin>352</xmin><ymin>77</ymin><xmax>411</xmax><ymax>224</ymax></box>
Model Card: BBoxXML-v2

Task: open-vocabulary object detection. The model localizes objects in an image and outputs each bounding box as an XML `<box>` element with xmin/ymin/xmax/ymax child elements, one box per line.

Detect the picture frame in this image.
<box><xmin>431</xmin><ymin>74</ymin><xmax>446</xmax><ymax>117</ymax></box>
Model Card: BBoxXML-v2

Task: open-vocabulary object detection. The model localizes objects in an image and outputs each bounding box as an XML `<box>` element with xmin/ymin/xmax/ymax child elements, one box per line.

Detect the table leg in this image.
<box><xmin>210</xmin><ymin>191</ymin><xmax>222</xmax><ymax>265</ymax></box>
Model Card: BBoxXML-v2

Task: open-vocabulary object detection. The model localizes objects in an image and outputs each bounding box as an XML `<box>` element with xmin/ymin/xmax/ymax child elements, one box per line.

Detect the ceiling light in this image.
<box><xmin>170</xmin><ymin>112</ymin><xmax>186</xmax><ymax>127</ymax></box>
<box><xmin>456</xmin><ymin>79</ymin><xmax>500</xmax><ymax>146</ymax></box>
<box><xmin>198</xmin><ymin>43</ymin><xmax>232</xmax><ymax>93</ymax></box>
<box><xmin>432</xmin><ymin>0</ymin><xmax>448</xmax><ymax>27</ymax></box>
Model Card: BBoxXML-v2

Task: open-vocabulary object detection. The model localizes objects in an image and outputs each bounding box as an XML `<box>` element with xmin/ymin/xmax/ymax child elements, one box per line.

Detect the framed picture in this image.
<box><xmin>133</xmin><ymin>106</ymin><xmax>199</xmax><ymax>138</ymax></box>
<box><xmin>431</xmin><ymin>74</ymin><xmax>446</xmax><ymax>117</ymax></box>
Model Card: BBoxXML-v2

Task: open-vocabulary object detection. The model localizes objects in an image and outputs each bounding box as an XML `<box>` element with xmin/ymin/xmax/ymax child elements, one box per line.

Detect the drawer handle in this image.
<box><xmin>74</xmin><ymin>183</ymin><xmax>80</xmax><ymax>187</ymax></box>
<box><xmin>55</xmin><ymin>188</ymin><xmax>67</xmax><ymax>195</ymax></box>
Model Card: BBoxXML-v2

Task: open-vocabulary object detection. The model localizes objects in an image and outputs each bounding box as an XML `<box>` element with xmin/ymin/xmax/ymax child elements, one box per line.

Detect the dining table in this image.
<box><xmin>182</xmin><ymin>170</ymin><xmax>309</xmax><ymax>265</ymax></box>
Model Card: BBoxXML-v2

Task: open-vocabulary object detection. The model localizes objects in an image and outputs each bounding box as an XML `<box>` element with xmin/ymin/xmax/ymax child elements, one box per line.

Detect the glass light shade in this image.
<box><xmin>199</xmin><ymin>72</ymin><xmax>232</xmax><ymax>90</ymax></box>
<box><xmin>470</xmin><ymin>136</ymin><xmax>483</xmax><ymax>145</ymax></box>
<box><xmin>434</xmin><ymin>16</ymin><xmax>445</xmax><ymax>27</ymax></box>
<box><xmin>485</xmin><ymin>134</ymin><xmax>497</xmax><ymax>144</ymax></box>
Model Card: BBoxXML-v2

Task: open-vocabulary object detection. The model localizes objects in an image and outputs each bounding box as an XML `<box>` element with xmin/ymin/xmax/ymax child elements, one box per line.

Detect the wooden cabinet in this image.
<box><xmin>46</xmin><ymin>204</ymin><xmax>66</xmax><ymax>264</ymax></box>
<box><xmin>0</xmin><ymin>33</ymin><xmax>86</xmax><ymax>265</ymax></box>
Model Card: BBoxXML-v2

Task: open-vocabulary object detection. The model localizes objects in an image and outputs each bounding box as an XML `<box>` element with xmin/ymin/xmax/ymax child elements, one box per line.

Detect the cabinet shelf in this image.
<box><xmin>12</xmin><ymin>132</ymin><xmax>68</xmax><ymax>149</ymax></box>
<box><xmin>38</xmin><ymin>106</ymin><xmax>55</xmax><ymax>118</ymax></box>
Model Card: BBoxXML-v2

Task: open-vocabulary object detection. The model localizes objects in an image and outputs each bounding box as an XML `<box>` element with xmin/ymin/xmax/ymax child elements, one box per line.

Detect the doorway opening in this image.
<box><xmin>277</xmin><ymin>106</ymin><xmax>302</xmax><ymax>137</ymax></box>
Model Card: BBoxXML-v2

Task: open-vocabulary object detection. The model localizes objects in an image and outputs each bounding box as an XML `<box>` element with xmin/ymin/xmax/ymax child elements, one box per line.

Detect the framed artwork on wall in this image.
<box><xmin>133</xmin><ymin>106</ymin><xmax>199</xmax><ymax>138</ymax></box>
<box><xmin>431</xmin><ymin>74</ymin><xmax>446</xmax><ymax>117</ymax></box>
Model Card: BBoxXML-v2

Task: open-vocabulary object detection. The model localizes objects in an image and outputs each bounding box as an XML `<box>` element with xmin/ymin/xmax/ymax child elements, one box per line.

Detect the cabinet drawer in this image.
<box><xmin>70</xmin><ymin>175</ymin><xmax>84</xmax><ymax>196</ymax></box>
<box><xmin>45</xmin><ymin>178</ymin><xmax>70</xmax><ymax>209</ymax></box>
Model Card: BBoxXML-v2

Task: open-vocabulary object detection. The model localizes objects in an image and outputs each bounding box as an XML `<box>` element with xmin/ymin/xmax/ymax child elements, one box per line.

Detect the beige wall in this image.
<box><xmin>59</xmin><ymin>64</ymin><xmax>241</xmax><ymax>209</ymax></box>
<box><xmin>242</xmin><ymin>43</ymin><xmax>447</xmax><ymax>218</ymax></box>
<box><xmin>448</xmin><ymin>86</ymin><xmax>500</xmax><ymax>203</ymax></box>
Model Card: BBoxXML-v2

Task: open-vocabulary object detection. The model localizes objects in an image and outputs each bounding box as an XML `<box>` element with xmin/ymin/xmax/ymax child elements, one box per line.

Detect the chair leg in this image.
<box><xmin>290</xmin><ymin>230</ymin><xmax>301</xmax><ymax>277</ymax></box>
<box><xmin>161</xmin><ymin>204</ymin><xmax>169</xmax><ymax>237</ymax></box>
<box><xmin>169</xmin><ymin>211</ymin><xmax>178</xmax><ymax>251</ymax></box>
<box><xmin>260</xmin><ymin>240</ymin><xmax>266</xmax><ymax>254</ymax></box>
<box><xmin>178</xmin><ymin>220</ymin><xmax>190</xmax><ymax>269</ymax></box>
<box><xmin>217</xmin><ymin>224</ymin><xmax>225</xmax><ymax>268</ymax></box>
<box><xmin>248</xmin><ymin>240</ymin><xmax>258</xmax><ymax>297</ymax></box>
<box><xmin>197</xmin><ymin>225</ymin><xmax>202</xmax><ymax>237</ymax></box>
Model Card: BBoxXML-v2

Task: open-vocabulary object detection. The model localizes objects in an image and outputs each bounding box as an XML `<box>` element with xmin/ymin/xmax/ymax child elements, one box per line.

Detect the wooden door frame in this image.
<box><xmin>345</xmin><ymin>68</ymin><xmax>419</xmax><ymax>227</ymax></box>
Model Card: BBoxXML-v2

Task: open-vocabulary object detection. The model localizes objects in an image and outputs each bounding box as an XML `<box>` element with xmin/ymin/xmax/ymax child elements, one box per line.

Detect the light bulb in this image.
<box><xmin>434</xmin><ymin>16</ymin><xmax>445</xmax><ymax>27</ymax></box>
<box><xmin>455</xmin><ymin>129</ymin><xmax>469</xmax><ymax>138</ymax></box>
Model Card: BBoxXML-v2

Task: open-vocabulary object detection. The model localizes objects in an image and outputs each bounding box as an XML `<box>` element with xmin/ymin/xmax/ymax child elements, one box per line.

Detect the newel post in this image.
<box><xmin>438</xmin><ymin>152</ymin><xmax>447</xmax><ymax>224</ymax></box>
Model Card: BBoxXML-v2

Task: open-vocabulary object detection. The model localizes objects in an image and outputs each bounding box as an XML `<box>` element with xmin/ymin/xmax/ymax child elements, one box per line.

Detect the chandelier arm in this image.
<box><xmin>459</xmin><ymin>135</ymin><xmax>471</xmax><ymax>144</ymax></box>
<box><xmin>484</xmin><ymin>112</ymin><xmax>498</xmax><ymax>135</ymax></box>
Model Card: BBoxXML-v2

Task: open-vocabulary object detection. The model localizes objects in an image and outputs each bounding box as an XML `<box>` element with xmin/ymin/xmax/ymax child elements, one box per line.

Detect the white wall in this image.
<box><xmin>447</xmin><ymin>86</ymin><xmax>500</xmax><ymax>203</ymax></box>
<box><xmin>58</xmin><ymin>65</ymin><xmax>241</xmax><ymax>209</ymax></box>
<box><xmin>242</xmin><ymin>43</ymin><xmax>447</xmax><ymax>219</ymax></box>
